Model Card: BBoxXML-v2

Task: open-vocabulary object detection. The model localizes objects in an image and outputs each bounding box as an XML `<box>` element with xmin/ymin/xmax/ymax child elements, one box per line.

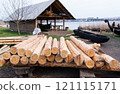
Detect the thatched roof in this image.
<box><xmin>6</xmin><ymin>0</ymin><xmax>74</xmax><ymax>21</ymax></box>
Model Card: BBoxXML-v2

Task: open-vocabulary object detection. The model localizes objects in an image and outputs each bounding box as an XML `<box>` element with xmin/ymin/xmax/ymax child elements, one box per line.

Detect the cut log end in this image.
<box><xmin>61</xmin><ymin>50</ymin><xmax>68</xmax><ymax>58</ymax></box>
<box><xmin>10</xmin><ymin>55</ymin><xmax>20</xmax><ymax>65</ymax></box>
<box><xmin>85</xmin><ymin>60</ymin><xmax>95</xmax><ymax>69</ymax></box>
<box><xmin>88</xmin><ymin>49</ymin><xmax>95</xmax><ymax>57</ymax></box>
<box><xmin>52</xmin><ymin>47</ymin><xmax>58</xmax><ymax>54</ymax></box>
<box><xmin>47</xmin><ymin>55</ymin><xmax>55</xmax><ymax>62</ymax></box>
<box><xmin>110</xmin><ymin>60</ymin><xmax>119</xmax><ymax>69</ymax></box>
<box><xmin>30</xmin><ymin>54</ymin><xmax>38</xmax><ymax>62</ymax></box>
<box><xmin>17</xmin><ymin>48</ymin><xmax>25</xmax><ymax>56</ymax></box>
<box><xmin>65</xmin><ymin>54</ymin><xmax>73</xmax><ymax>63</ymax></box>
<box><xmin>3</xmin><ymin>52</ymin><xmax>11</xmax><ymax>60</ymax></box>
<box><xmin>95</xmin><ymin>62</ymin><xmax>104</xmax><ymax>68</ymax></box>
<box><xmin>10</xmin><ymin>47</ymin><xmax>17</xmax><ymax>54</ymax></box>
<box><xmin>25</xmin><ymin>50</ymin><xmax>32</xmax><ymax>57</ymax></box>
<box><xmin>38</xmin><ymin>56</ymin><xmax>46</xmax><ymax>64</ymax></box>
<box><xmin>74</xmin><ymin>55</ymin><xmax>83</xmax><ymax>66</ymax></box>
<box><xmin>0</xmin><ymin>59</ymin><xmax>6</xmax><ymax>67</ymax></box>
<box><xmin>44</xmin><ymin>49</ymin><xmax>51</xmax><ymax>56</ymax></box>
<box><xmin>55</xmin><ymin>54</ymin><xmax>63</xmax><ymax>63</ymax></box>
<box><xmin>29</xmin><ymin>59</ymin><xmax>37</xmax><ymax>65</ymax></box>
<box><xmin>20</xmin><ymin>57</ymin><xmax>28</xmax><ymax>65</ymax></box>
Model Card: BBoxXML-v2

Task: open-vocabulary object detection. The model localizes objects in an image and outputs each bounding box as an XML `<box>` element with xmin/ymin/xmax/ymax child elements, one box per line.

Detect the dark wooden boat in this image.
<box><xmin>73</xmin><ymin>29</ymin><xmax>110</xmax><ymax>43</ymax></box>
<box><xmin>38</xmin><ymin>24</ymin><xmax>51</xmax><ymax>31</ymax></box>
<box><xmin>104</xmin><ymin>20</ymin><xmax>120</xmax><ymax>35</ymax></box>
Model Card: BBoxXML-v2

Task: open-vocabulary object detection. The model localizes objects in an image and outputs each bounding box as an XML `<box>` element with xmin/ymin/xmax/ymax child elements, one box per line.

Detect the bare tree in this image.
<box><xmin>2</xmin><ymin>0</ymin><xmax>31</xmax><ymax>35</ymax></box>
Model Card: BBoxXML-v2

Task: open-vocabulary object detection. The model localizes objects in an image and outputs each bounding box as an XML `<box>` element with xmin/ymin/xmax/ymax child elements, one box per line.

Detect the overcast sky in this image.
<box><xmin>0</xmin><ymin>0</ymin><xmax>120</xmax><ymax>19</ymax></box>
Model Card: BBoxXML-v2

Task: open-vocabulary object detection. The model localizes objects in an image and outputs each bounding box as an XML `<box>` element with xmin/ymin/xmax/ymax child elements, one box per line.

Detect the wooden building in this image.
<box><xmin>7</xmin><ymin>0</ymin><xmax>75</xmax><ymax>33</ymax></box>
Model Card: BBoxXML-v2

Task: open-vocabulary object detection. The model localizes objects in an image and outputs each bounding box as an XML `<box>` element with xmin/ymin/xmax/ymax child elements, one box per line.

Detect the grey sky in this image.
<box><xmin>0</xmin><ymin>0</ymin><xmax>120</xmax><ymax>19</ymax></box>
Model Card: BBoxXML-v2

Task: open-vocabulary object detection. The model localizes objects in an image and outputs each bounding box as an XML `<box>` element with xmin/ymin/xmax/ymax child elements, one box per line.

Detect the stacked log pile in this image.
<box><xmin>0</xmin><ymin>35</ymin><xmax>39</xmax><ymax>45</ymax></box>
<box><xmin>0</xmin><ymin>35</ymin><xmax>120</xmax><ymax>71</ymax></box>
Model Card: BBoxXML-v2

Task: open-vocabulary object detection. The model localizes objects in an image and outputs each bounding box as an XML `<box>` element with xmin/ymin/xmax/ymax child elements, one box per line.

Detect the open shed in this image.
<box><xmin>7</xmin><ymin>0</ymin><xmax>75</xmax><ymax>33</ymax></box>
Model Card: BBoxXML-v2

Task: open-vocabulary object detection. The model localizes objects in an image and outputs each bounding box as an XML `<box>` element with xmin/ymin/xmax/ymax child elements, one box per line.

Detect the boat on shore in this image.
<box><xmin>104</xmin><ymin>20</ymin><xmax>120</xmax><ymax>35</ymax></box>
<box><xmin>73</xmin><ymin>29</ymin><xmax>110</xmax><ymax>43</ymax></box>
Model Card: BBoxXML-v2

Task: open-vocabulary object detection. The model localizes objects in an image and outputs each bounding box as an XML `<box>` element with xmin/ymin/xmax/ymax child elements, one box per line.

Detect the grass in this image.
<box><xmin>0</xmin><ymin>27</ymin><xmax>32</xmax><ymax>37</ymax></box>
<box><xmin>102</xmin><ymin>33</ymin><xmax>120</xmax><ymax>40</ymax></box>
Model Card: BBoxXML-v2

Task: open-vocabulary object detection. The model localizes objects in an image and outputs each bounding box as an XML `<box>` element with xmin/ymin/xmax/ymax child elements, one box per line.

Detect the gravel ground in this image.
<box><xmin>0</xmin><ymin>32</ymin><xmax>120</xmax><ymax>78</ymax></box>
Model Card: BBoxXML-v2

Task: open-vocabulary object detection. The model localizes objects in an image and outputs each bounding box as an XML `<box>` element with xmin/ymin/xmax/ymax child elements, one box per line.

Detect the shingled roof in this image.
<box><xmin>6</xmin><ymin>0</ymin><xmax>74</xmax><ymax>21</ymax></box>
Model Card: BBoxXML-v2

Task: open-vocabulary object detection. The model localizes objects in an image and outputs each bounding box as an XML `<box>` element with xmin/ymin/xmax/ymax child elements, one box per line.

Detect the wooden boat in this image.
<box><xmin>104</xmin><ymin>20</ymin><xmax>120</xmax><ymax>35</ymax></box>
<box><xmin>73</xmin><ymin>29</ymin><xmax>110</xmax><ymax>43</ymax></box>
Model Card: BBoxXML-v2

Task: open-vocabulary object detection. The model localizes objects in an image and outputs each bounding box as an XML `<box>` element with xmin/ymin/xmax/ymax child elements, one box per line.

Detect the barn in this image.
<box><xmin>7</xmin><ymin>0</ymin><xmax>75</xmax><ymax>33</ymax></box>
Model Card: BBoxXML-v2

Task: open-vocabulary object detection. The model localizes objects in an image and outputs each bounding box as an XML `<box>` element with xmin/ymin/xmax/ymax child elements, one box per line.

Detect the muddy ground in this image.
<box><xmin>0</xmin><ymin>32</ymin><xmax>120</xmax><ymax>78</ymax></box>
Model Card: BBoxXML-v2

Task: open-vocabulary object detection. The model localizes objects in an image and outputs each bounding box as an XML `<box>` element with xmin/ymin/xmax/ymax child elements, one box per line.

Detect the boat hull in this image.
<box><xmin>73</xmin><ymin>29</ymin><xmax>110</xmax><ymax>43</ymax></box>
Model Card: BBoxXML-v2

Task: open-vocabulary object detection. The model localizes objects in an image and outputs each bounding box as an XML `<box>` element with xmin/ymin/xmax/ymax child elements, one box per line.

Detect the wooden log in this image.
<box><xmin>100</xmin><ymin>54</ymin><xmax>119</xmax><ymax>68</ymax></box>
<box><xmin>60</xmin><ymin>37</ymin><xmax>68</xmax><ymax>58</ymax></box>
<box><xmin>29</xmin><ymin>59</ymin><xmax>37</xmax><ymax>65</ymax></box>
<box><xmin>10</xmin><ymin>36</ymin><xmax>38</xmax><ymax>54</ymax></box>
<box><xmin>55</xmin><ymin>42</ymin><xmax>63</xmax><ymax>63</ymax></box>
<box><xmin>0</xmin><ymin>40</ymin><xmax>23</xmax><ymax>43</ymax></box>
<box><xmin>20</xmin><ymin>56</ymin><xmax>28</xmax><ymax>65</ymax></box>
<box><xmin>0</xmin><ymin>46</ymin><xmax>10</xmax><ymax>55</ymax></box>
<box><xmin>10</xmin><ymin>55</ymin><xmax>20</xmax><ymax>65</ymax></box>
<box><xmin>89</xmin><ymin>43</ymin><xmax>101</xmax><ymax>50</ymax></box>
<box><xmin>65</xmin><ymin>45</ymin><xmax>73</xmax><ymax>63</ymax></box>
<box><xmin>44</xmin><ymin>37</ymin><xmax>53</xmax><ymax>56</ymax></box>
<box><xmin>0</xmin><ymin>59</ymin><xmax>6</xmax><ymax>67</ymax></box>
<box><xmin>17</xmin><ymin>38</ymin><xmax>41</xmax><ymax>57</ymax></box>
<box><xmin>66</xmin><ymin>40</ymin><xmax>83</xmax><ymax>66</ymax></box>
<box><xmin>3</xmin><ymin>52</ymin><xmax>11</xmax><ymax>60</ymax></box>
<box><xmin>52</xmin><ymin>38</ymin><xmax>58</xmax><ymax>54</ymax></box>
<box><xmin>47</xmin><ymin>55</ymin><xmax>55</xmax><ymax>62</ymax></box>
<box><xmin>0</xmin><ymin>42</ymin><xmax>20</xmax><ymax>45</ymax></box>
<box><xmin>25</xmin><ymin>38</ymin><xmax>42</xmax><ymax>57</ymax></box>
<box><xmin>92</xmin><ymin>53</ymin><xmax>105</xmax><ymax>68</ymax></box>
<box><xmin>38</xmin><ymin>47</ymin><xmax>46</xmax><ymax>65</ymax></box>
<box><xmin>0</xmin><ymin>45</ymin><xmax>8</xmax><ymax>50</ymax></box>
<box><xmin>30</xmin><ymin>36</ymin><xmax>47</xmax><ymax>62</ymax></box>
<box><xmin>70</xmin><ymin>36</ymin><xmax>95</xmax><ymax>57</ymax></box>
<box><xmin>70</xmin><ymin>41</ymin><xmax>95</xmax><ymax>69</ymax></box>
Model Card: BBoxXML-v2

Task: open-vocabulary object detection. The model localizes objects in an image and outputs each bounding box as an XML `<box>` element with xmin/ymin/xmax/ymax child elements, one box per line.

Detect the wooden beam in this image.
<box><xmin>54</xmin><ymin>18</ymin><xmax>57</xmax><ymax>30</ymax></box>
<box><xmin>35</xmin><ymin>18</ymin><xmax>37</xmax><ymax>28</ymax></box>
<box><xmin>40</xmin><ymin>20</ymin><xmax>42</xmax><ymax>24</ymax></box>
<box><xmin>63</xmin><ymin>17</ymin><xmax>65</xmax><ymax>30</ymax></box>
<box><xmin>47</xmin><ymin>19</ymin><xmax>48</xmax><ymax>24</ymax></box>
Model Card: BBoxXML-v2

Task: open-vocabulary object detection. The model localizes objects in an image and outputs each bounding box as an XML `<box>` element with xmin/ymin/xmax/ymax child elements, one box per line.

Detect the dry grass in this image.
<box><xmin>78</xmin><ymin>24</ymin><xmax>110</xmax><ymax>32</ymax></box>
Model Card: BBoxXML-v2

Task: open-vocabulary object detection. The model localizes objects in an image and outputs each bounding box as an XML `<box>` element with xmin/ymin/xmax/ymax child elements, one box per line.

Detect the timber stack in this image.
<box><xmin>0</xmin><ymin>35</ymin><xmax>120</xmax><ymax>71</ymax></box>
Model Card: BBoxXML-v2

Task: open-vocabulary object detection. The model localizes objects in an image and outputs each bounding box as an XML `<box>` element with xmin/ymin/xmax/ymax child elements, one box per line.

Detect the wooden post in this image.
<box><xmin>54</xmin><ymin>18</ymin><xmax>57</xmax><ymax>31</ymax></box>
<box><xmin>35</xmin><ymin>18</ymin><xmax>37</xmax><ymax>28</ymax></box>
<box><xmin>40</xmin><ymin>20</ymin><xmax>42</xmax><ymax>24</ymax></box>
<box><xmin>63</xmin><ymin>17</ymin><xmax>65</xmax><ymax>30</ymax></box>
<box><xmin>47</xmin><ymin>19</ymin><xmax>48</xmax><ymax>24</ymax></box>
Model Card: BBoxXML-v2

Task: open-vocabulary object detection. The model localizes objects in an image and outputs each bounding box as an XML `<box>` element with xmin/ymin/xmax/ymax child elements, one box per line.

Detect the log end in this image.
<box><xmin>20</xmin><ymin>57</ymin><xmax>28</xmax><ymax>65</ymax></box>
<box><xmin>88</xmin><ymin>49</ymin><xmax>95</xmax><ymax>57</ymax></box>
<box><xmin>55</xmin><ymin>55</ymin><xmax>63</xmax><ymax>63</ymax></box>
<box><xmin>17</xmin><ymin>48</ymin><xmax>25</xmax><ymax>57</ymax></box>
<box><xmin>30</xmin><ymin>54</ymin><xmax>38</xmax><ymax>62</ymax></box>
<box><xmin>44</xmin><ymin>49</ymin><xmax>51</xmax><ymax>56</ymax></box>
<box><xmin>95</xmin><ymin>62</ymin><xmax>104</xmax><ymax>68</ymax></box>
<box><xmin>85</xmin><ymin>60</ymin><xmax>95</xmax><ymax>69</ymax></box>
<box><xmin>61</xmin><ymin>50</ymin><xmax>68</xmax><ymax>58</ymax></box>
<box><xmin>74</xmin><ymin>55</ymin><xmax>83</xmax><ymax>66</ymax></box>
<box><xmin>38</xmin><ymin>56</ymin><xmax>46</xmax><ymax>64</ymax></box>
<box><xmin>10</xmin><ymin>46</ymin><xmax>17</xmax><ymax>54</ymax></box>
<box><xmin>52</xmin><ymin>47</ymin><xmax>58</xmax><ymax>54</ymax></box>
<box><xmin>65</xmin><ymin>54</ymin><xmax>73</xmax><ymax>63</ymax></box>
<box><xmin>0</xmin><ymin>59</ymin><xmax>6</xmax><ymax>67</ymax></box>
<box><xmin>3</xmin><ymin>52</ymin><xmax>11</xmax><ymax>60</ymax></box>
<box><xmin>29</xmin><ymin>59</ymin><xmax>37</xmax><ymax>65</ymax></box>
<box><xmin>26</xmin><ymin>50</ymin><xmax>32</xmax><ymax>57</ymax></box>
<box><xmin>47</xmin><ymin>55</ymin><xmax>55</xmax><ymax>62</ymax></box>
<box><xmin>10</xmin><ymin>55</ymin><xmax>20</xmax><ymax>65</ymax></box>
<box><xmin>110</xmin><ymin>60</ymin><xmax>119</xmax><ymax>69</ymax></box>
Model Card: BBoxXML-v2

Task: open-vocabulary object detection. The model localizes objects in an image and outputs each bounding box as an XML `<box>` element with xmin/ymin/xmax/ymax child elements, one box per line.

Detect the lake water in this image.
<box><xmin>1</xmin><ymin>21</ymin><xmax>120</xmax><ymax>30</ymax></box>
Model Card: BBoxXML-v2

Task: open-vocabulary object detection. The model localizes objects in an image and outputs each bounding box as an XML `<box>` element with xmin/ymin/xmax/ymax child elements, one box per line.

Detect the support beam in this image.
<box><xmin>54</xmin><ymin>18</ymin><xmax>57</xmax><ymax>31</ymax></box>
<box><xmin>47</xmin><ymin>19</ymin><xmax>48</xmax><ymax>24</ymax></box>
<box><xmin>40</xmin><ymin>20</ymin><xmax>42</xmax><ymax>24</ymax></box>
<box><xmin>35</xmin><ymin>18</ymin><xmax>37</xmax><ymax>28</ymax></box>
<box><xmin>63</xmin><ymin>17</ymin><xmax>65</xmax><ymax>30</ymax></box>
